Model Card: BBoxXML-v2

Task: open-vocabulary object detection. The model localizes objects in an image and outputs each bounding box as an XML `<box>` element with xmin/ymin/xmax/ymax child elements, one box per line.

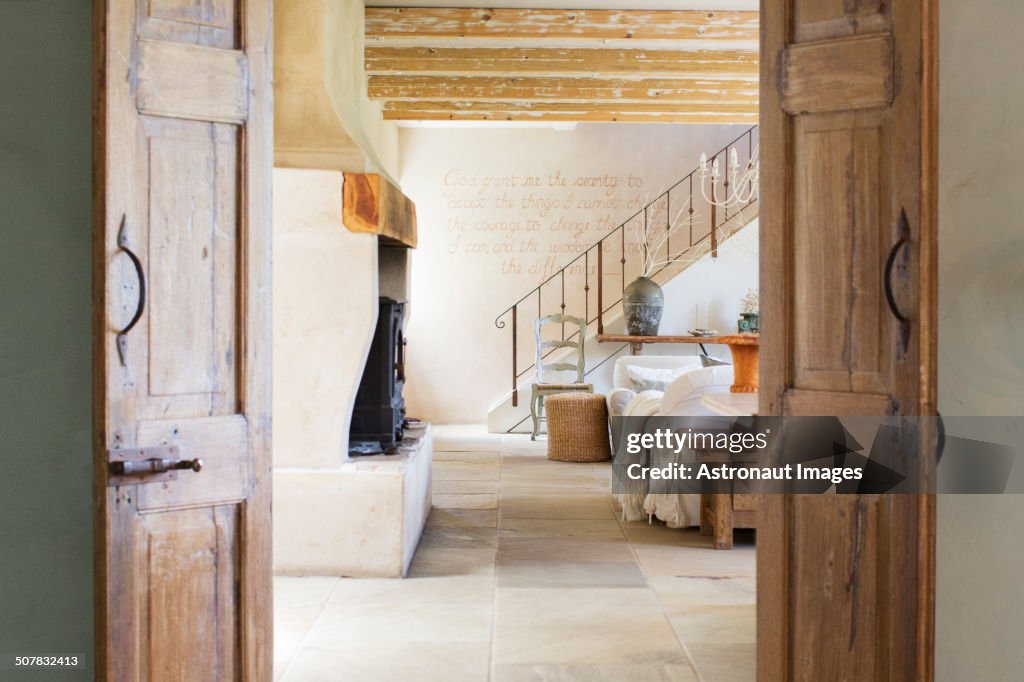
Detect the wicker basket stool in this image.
<box><xmin>546</xmin><ymin>392</ymin><xmax>611</xmax><ymax>462</ymax></box>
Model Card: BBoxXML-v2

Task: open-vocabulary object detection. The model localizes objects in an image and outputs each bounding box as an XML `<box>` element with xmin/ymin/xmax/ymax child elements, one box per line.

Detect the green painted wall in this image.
<box><xmin>0</xmin><ymin>0</ymin><xmax>94</xmax><ymax>675</ymax></box>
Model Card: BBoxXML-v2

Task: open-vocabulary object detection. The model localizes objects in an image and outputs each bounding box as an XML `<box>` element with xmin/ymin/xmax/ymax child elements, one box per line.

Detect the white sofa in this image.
<box><xmin>606</xmin><ymin>354</ymin><xmax>734</xmax><ymax>528</ymax></box>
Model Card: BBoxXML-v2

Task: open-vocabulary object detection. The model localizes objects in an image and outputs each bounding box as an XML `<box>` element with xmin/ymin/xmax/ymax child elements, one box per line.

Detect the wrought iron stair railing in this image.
<box><xmin>494</xmin><ymin>126</ymin><xmax>759</xmax><ymax>409</ymax></box>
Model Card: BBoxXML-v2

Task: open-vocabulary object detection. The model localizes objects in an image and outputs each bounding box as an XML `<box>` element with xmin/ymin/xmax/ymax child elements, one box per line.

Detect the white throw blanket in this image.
<box><xmin>615</xmin><ymin>391</ymin><xmax>665</xmax><ymax>523</ymax></box>
<box><xmin>613</xmin><ymin>365</ymin><xmax>735</xmax><ymax>528</ymax></box>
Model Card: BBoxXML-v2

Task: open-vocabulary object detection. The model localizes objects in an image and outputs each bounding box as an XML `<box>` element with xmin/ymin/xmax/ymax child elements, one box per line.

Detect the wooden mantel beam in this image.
<box><xmin>342</xmin><ymin>173</ymin><xmax>418</xmax><ymax>249</ymax></box>
<box><xmin>365</xmin><ymin>8</ymin><xmax>759</xmax><ymax>44</ymax></box>
<box><xmin>365</xmin><ymin>46</ymin><xmax>759</xmax><ymax>79</ymax></box>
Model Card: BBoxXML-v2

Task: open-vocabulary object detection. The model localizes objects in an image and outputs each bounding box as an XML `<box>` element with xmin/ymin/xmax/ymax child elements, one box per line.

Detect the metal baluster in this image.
<box><xmin>666</xmin><ymin>191</ymin><xmax>671</xmax><ymax>259</ymax></box>
<box><xmin>642</xmin><ymin>206</ymin><xmax>649</xmax><ymax>268</ymax></box>
<box><xmin>620</xmin><ymin>227</ymin><xmax>626</xmax><ymax>295</ymax></box>
<box><xmin>748</xmin><ymin>131</ymin><xmax>754</xmax><ymax>206</ymax></box>
<box><xmin>560</xmin><ymin>269</ymin><xmax>566</xmax><ymax>339</ymax></box>
<box><xmin>723</xmin><ymin>146</ymin><xmax>730</xmax><ymax>225</ymax></box>
<box><xmin>597</xmin><ymin>241</ymin><xmax>604</xmax><ymax>334</ymax></box>
<box><xmin>689</xmin><ymin>174</ymin><xmax>695</xmax><ymax>248</ymax></box>
<box><xmin>511</xmin><ymin>305</ymin><xmax>518</xmax><ymax>407</ymax></box>
<box><xmin>584</xmin><ymin>250</ymin><xmax>590</xmax><ymax>325</ymax></box>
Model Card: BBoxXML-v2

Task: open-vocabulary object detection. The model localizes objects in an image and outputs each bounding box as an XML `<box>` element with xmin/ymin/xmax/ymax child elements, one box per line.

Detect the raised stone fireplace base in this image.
<box><xmin>273</xmin><ymin>423</ymin><xmax>433</xmax><ymax>578</ymax></box>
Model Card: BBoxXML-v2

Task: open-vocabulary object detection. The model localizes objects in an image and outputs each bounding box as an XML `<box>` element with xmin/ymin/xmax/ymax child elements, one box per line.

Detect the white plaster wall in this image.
<box><xmin>398</xmin><ymin>123</ymin><xmax>750</xmax><ymax>423</ymax></box>
<box><xmin>935</xmin><ymin>1</ymin><xmax>1024</xmax><ymax>678</ymax></box>
<box><xmin>272</xmin><ymin>168</ymin><xmax>378</xmax><ymax>467</ymax></box>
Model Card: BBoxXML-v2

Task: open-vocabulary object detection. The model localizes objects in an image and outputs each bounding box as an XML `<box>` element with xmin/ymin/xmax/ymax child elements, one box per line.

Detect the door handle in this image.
<box><xmin>109</xmin><ymin>457</ymin><xmax>203</xmax><ymax>477</ymax></box>
<box><xmin>884</xmin><ymin>209</ymin><xmax>912</xmax><ymax>354</ymax></box>
<box><xmin>115</xmin><ymin>214</ymin><xmax>146</xmax><ymax>367</ymax></box>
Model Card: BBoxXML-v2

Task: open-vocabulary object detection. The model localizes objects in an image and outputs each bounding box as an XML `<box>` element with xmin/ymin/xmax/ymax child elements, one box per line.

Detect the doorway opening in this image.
<box><xmin>88</xmin><ymin>0</ymin><xmax>940</xmax><ymax>680</ymax></box>
<box><xmin>270</xmin><ymin>3</ymin><xmax>761</xmax><ymax>680</ymax></box>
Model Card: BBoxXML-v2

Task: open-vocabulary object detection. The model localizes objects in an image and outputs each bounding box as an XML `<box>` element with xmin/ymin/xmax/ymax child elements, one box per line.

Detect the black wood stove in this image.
<box><xmin>350</xmin><ymin>297</ymin><xmax>407</xmax><ymax>452</ymax></box>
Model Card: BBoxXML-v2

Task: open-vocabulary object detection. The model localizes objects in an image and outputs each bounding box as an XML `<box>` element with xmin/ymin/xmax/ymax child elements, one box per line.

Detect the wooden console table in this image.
<box><xmin>596</xmin><ymin>334</ymin><xmax>760</xmax><ymax>393</ymax></box>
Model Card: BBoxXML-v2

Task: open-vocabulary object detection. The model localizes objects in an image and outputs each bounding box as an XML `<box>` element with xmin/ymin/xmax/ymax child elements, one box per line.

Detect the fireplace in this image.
<box><xmin>351</xmin><ymin>297</ymin><xmax>407</xmax><ymax>453</ymax></box>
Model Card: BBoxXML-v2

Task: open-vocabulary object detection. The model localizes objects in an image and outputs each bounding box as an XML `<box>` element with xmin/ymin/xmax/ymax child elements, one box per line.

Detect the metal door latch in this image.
<box><xmin>107</xmin><ymin>445</ymin><xmax>203</xmax><ymax>485</ymax></box>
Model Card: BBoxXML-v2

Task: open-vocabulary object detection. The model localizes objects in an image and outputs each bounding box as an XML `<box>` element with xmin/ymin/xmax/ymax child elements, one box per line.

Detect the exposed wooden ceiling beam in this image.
<box><xmin>383</xmin><ymin>100</ymin><xmax>758</xmax><ymax>124</ymax></box>
<box><xmin>385</xmin><ymin>110</ymin><xmax>758</xmax><ymax>124</ymax></box>
<box><xmin>365</xmin><ymin>46</ymin><xmax>759</xmax><ymax>79</ymax></box>
<box><xmin>365</xmin><ymin>8</ymin><xmax>759</xmax><ymax>45</ymax></box>
<box><xmin>368</xmin><ymin>75</ymin><xmax>759</xmax><ymax>104</ymax></box>
<box><xmin>385</xmin><ymin>100</ymin><xmax>757</xmax><ymax>115</ymax></box>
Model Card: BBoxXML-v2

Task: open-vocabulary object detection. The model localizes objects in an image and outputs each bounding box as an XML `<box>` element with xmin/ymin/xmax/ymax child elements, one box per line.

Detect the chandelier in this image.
<box><xmin>698</xmin><ymin>146</ymin><xmax>760</xmax><ymax>209</ymax></box>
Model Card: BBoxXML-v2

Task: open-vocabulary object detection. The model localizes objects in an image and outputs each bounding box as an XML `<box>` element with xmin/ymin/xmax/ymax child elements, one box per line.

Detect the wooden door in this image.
<box><xmin>93</xmin><ymin>1</ymin><xmax>272</xmax><ymax>680</ymax></box>
<box><xmin>758</xmin><ymin>0</ymin><xmax>937</xmax><ymax>679</ymax></box>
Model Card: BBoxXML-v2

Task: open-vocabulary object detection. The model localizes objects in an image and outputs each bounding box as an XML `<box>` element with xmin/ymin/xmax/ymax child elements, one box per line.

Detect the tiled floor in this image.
<box><xmin>275</xmin><ymin>425</ymin><xmax>756</xmax><ymax>682</ymax></box>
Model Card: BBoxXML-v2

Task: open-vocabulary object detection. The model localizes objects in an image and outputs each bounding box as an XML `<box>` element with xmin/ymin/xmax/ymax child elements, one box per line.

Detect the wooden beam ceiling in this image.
<box><xmin>364</xmin><ymin>7</ymin><xmax>759</xmax><ymax>124</ymax></box>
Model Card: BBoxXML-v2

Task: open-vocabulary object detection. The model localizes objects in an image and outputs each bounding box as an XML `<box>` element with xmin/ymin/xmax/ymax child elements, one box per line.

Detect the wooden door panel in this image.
<box><xmin>782</xmin><ymin>35</ymin><xmax>894</xmax><ymax>115</ymax></box>
<box><xmin>791</xmin><ymin>111</ymin><xmax>892</xmax><ymax>395</ymax></box>
<box><xmin>793</xmin><ymin>0</ymin><xmax>890</xmax><ymax>42</ymax></box>
<box><xmin>793</xmin><ymin>0</ymin><xmax>887</xmax><ymax>26</ymax></box>
<box><xmin>136</xmin><ymin>41</ymin><xmax>249</xmax><ymax>123</ymax></box>
<box><xmin>139</xmin><ymin>0</ymin><xmax>239</xmax><ymax>49</ymax></box>
<box><xmin>140</xmin><ymin>505</ymin><xmax>240</xmax><ymax>682</ymax></box>
<box><xmin>782</xmin><ymin>389</ymin><xmax>893</xmax><ymax>417</ymax></box>
<box><xmin>790</xmin><ymin>495</ymin><xmax>882</xmax><ymax>679</ymax></box>
<box><xmin>135</xmin><ymin>416</ymin><xmax>248</xmax><ymax>511</ymax></box>
<box><xmin>141</xmin><ymin>117</ymin><xmax>240</xmax><ymax>418</ymax></box>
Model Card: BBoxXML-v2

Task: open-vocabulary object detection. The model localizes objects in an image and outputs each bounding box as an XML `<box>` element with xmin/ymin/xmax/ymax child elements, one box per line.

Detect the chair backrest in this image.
<box><xmin>534</xmin><ymin>314</ymin><xmax>586</xmax><ymax>384</ymax></box>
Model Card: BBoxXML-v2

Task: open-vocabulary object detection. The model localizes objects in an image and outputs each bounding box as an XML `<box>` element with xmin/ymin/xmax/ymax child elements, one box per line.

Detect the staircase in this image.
<box><xmin>489</xmin><ymin>127</ymin><xmax>761</xmax><ymax>434</ymax></box>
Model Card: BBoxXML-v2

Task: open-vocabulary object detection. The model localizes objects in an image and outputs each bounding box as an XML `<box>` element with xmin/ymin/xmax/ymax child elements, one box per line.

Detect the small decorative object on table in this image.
<box><xmin>737</xmin><ymin>288</ymin><xmax>759</xmax><ymax>333</ymax></box>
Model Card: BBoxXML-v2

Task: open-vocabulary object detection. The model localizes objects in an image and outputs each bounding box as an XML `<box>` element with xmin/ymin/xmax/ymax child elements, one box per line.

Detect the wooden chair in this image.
<box><xmin>530</xmin><ymin>314</ymin><xmax>593</xmax><ymax>440</ymax></box>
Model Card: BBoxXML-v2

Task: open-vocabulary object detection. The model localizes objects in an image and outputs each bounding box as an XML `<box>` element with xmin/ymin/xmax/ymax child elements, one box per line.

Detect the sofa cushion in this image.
<box><xmin>626</xmin><ymin>365</ymin><xmax>693</xmax><ymax>393</ymax></box>
<box><xmin>612</xmin><ymin>355</ymin><xmax>703</xmax><ymax>389</ymax></box>
<box><xmin>606</xmin><ymin>388</ymin><xmax>637</xmax><ymax>418</ymax></box>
